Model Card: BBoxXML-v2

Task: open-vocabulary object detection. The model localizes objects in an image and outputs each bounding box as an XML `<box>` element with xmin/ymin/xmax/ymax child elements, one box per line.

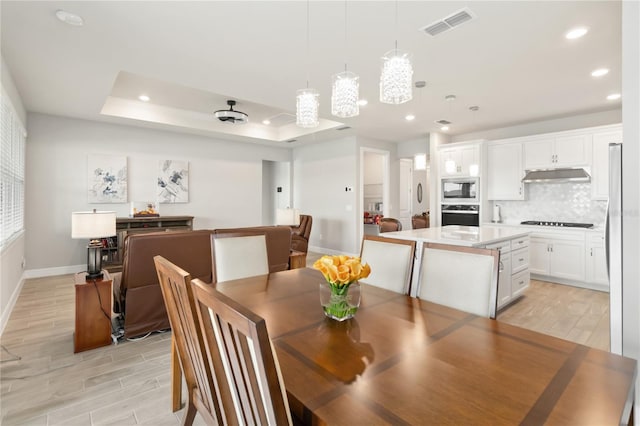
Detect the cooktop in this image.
<box><xmin>520</xmin><ymin>220</ymin><xmax>594</xmax><ymax>229</ymax></box>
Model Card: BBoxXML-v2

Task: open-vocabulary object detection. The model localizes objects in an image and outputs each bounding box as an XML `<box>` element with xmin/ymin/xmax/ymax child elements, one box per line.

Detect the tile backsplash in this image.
<box><xmin>493</xmin><ymin>182</ymin><xmax>607</xmax><ymax>226</ymax></box>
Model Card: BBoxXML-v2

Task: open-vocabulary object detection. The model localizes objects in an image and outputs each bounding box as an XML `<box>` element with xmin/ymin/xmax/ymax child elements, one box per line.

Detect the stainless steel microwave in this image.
<box><xmin>441</xmin><ymin>178</ymin><xmax>479</xmax><ymax>203</ymax></box>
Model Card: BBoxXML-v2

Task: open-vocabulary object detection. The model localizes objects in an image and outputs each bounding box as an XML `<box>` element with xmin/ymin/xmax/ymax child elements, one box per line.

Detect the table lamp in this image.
<box><xmin>71</xmin><ymin>209</ymin><xmax>116</xmax><ymax>280</ymax></box>
<box><xmin>276</xmin><ymin>208</ymin><xmax>300</xmax><ymax>226</ymax></box>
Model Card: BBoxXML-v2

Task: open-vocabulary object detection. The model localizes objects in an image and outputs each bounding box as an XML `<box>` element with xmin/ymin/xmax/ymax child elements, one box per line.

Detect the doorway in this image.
<box><xmin>360</xmin><ymin>148</ymin><xmax>389</xmax><ymax>242</ymax></box>
<box><xmin>262</xmin><ymin>160</ymin><xmax>291</xmax><ymax>225</ymax></box>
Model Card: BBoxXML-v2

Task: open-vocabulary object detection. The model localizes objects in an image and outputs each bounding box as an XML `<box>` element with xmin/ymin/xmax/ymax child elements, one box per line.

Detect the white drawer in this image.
<box><xmin>511</xmin><ymin>247</ymin><xmax>529</xmax><ymax>274</ymax></box>
<box><xmin>485</xmin><ymin>240</ymin><xmax>511</xmax><ymax>253</ymax></box>
<box><xmin>512</xmin><ymin>270</ymin><xmax>530</xmax><ymax>298</ymax></box>
<box><xmin>511</xmin><ymin>235</ymin><xmax>530</xmax><ymax>250</ymax></box>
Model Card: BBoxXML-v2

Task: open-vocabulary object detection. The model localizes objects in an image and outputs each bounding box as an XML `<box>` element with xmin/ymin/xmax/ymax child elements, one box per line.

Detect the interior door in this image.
<box><xmin>398</xmin><ymin>159</ymin><xmax>412</xmax><ymax>230</ymax></box>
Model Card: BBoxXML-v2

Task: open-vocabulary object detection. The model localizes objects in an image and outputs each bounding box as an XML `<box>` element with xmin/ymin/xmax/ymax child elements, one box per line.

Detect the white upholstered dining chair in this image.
<box><xmin>211</xmin><ymin>233</ymin><xmax>269</xmax><ymax>283</ymax></box>
<box><xmin>416</xmin><ymin>242</ymin><xmax>500</xmax><ymax>318</ymax></box>
<box><xmin>359</xmin><ymin>235</ymin><xmax>416</xmax><ymax>294</ymax></box>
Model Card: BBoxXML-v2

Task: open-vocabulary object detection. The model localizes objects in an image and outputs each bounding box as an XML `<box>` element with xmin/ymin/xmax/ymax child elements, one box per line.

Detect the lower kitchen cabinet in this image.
<box><xmin>586</xmin><ymin>233</ymin><xmax>608</xmax><ymax>286</ymax></box>
<box><xmin>529</xmin><ymin>233</ymin><xmax>585</xmax><ymax>282</ymax></box>
<box><xmin>484</xmin><ymin>235</ymin><xmax>530</xmax><ymax>309</ymax></box>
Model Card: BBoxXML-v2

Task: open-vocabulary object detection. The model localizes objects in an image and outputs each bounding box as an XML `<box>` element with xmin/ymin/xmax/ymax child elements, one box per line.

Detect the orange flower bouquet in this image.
<box><xmin>313</xmin><ymin>255</ymin><xmax>371</xmax><ymax>320</ymax></box>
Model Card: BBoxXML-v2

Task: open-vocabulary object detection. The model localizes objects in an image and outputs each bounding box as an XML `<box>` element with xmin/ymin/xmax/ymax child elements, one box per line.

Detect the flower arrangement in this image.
<box><xmin>313</xmin><ymin>255</ymin><xmax>371</xmax><ymax>290</ymax></box>
<box><xmin>314</xmin><ymin>255</ymin><xmax>371</xmax><ymax>321</ymax></box>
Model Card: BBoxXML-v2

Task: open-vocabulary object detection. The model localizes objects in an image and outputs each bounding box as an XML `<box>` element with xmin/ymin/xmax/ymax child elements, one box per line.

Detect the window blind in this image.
<box><xmin>0</xmin><ymin>92</ymin><xmax>26</xmax><ymax>248</ymax></box>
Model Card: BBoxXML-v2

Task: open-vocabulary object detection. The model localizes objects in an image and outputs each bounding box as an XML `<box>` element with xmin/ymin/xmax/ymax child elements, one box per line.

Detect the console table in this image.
<box><xmin>103</xmin><ymin>216</ymin><xmax>194</xmax><ymax>272</ymax></box>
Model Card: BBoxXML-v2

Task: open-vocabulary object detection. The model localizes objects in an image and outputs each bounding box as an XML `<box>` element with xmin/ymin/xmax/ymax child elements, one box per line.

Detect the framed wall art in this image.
<box><xmin>88</xmin><ymin>155</ymin><xmax>128</xmax><ymax>203</ymax></box>
<box><xmin>158</xmin><ymin>159</ymin><xmax>189</xmax><ymax>203</ymax></box>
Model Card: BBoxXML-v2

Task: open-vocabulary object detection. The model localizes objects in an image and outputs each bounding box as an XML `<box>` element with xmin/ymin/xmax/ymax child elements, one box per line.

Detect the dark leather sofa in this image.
<box><xmin>115</xmin><ymin>226</ymin><xmax>292</xmax><ymax>338</ymax></box>
<box><xmin>290</xmin><ymin>214</ymin><xmax>312</xmax><ymax>253</ymax></box>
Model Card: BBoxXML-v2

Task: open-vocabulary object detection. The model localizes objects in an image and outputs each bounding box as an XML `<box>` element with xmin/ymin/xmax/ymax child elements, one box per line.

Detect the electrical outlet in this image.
<box><xmin>21</xmin><ymin>258</ymin><xmax>26</xmax><ymax>269</ymax></box>
<box><xmin>319</xmin><ymin>234</ymin><xmax>323</xmax><ymax>240</ymax></box>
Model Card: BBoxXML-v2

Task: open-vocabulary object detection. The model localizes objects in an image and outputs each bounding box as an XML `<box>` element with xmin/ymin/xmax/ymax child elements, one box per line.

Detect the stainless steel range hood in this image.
<box><xmin>522</xmin><ymin>167</ymin><xmax>591</xmax><ymax>183</ymax></box>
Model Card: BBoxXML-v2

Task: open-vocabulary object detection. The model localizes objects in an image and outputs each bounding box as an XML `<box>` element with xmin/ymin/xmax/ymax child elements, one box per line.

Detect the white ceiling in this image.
<box><xmin>0</xmin><ymin>1</ymin><xmax>622</xmax><ymax>146</ymax></box>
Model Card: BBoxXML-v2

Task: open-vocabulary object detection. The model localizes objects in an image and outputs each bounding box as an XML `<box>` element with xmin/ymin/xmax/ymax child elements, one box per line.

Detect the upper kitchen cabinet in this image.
<box><xmin>591</xmin><ymin>127</ymin><xmax>623</xmax><ymax>200</ymax></box>
<box><xmin>439</xmin><ymin>142</ymin><xmax>481</xmax><ymax>178</ymax></box>
<box><xmin>523</xmin><ymin>134</ymin><xmax>591</xmax><ymax>170</ymax></box>
<box><xmin>487</xmin><ymin>141</ymin><xmax>524</xmax><ymax>200</ymax></box>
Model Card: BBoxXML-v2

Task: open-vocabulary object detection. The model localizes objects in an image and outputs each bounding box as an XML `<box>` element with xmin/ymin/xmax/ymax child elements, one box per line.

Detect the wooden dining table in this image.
<box><xmin>182</xmin><ymin>267</ymin><xmax>636</xmax><ymax>425</ymax></box>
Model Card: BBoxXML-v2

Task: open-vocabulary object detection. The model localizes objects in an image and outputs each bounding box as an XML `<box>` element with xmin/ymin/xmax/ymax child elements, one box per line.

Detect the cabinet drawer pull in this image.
<box><xmin>518</xmin><ymin>258</ymin><xmax>525</xmax><ymax>262</ymax></box>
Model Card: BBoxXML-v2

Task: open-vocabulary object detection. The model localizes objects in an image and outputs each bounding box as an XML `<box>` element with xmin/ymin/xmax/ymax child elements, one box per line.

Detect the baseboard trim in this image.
<box><xmin>23</xmin><ymin>264</ymin><xmax>86</xmax><ymax>279</ymax></box>
<box><xmin>0</xmin><ymin>275</ymin><xmax>25</xmax><ymax>336</ymax></box>
<box><xmin>308</xmin><ymin>245</ymin><xmax>358</xmax><ymax>258</ymax></box>
<box><xmin>531</xmin><ymin>274</ymin><xmax>609</xmax><ymax>293</ymax></box>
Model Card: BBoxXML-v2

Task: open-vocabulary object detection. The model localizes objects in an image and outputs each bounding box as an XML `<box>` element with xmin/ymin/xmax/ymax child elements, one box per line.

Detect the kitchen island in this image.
<box><xmin>384</xmin><ymin>225</ymin><xmax>531</xmax><ymax>308</ymax></box>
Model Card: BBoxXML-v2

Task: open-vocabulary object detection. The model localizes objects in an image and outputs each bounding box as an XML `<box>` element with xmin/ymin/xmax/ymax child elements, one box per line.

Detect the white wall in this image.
<box><xmin>293</xmin><ymin>137</ymin><xmax>359</xmax><ymax>255</ymax></box>
<box><xmin>0</xmin><ymin>55</ymin><xmax>27</xmax><ymax>334</ymax></box>
<box><xmin>24</xmin><ymin>113</ymin><xmax>290</xmax><ymax>274</ymax></box>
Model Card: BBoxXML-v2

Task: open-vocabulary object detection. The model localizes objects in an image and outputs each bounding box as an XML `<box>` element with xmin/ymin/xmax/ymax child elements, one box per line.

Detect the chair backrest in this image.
<box><xmin>411</xmin><ymin>214</ymin><xmax>429</xmax><ymax>229</ymax></box>
<box><xmin>379</xmin><ymin>217</ymin><xmax>402</xmax><ymax>232</ymax></box>
<box><xmin>292</xmin><ymin>214</ymin><xmax>312</xmax><ymax>239</ymax></box>
<box><xmin>359</xmin><ymin>235</ymin><xmax>416</xmax><ymax>294</ymax></box>
<box><xmin>211</xmin><ymin>233</ymin><xmax>269</xmax><ymax>283</ymax></box>
<box><xmin>416</xmin><ymin>243</ymin><xmax>499</xmax><ymax>319</ymax></box>
<box><xmin>191</xmin><ymin>278</ymin><xmax>292</xmax><ymax>426</ymax></box>
<box><xmin>153</xmin><ymin>256</ymin><xmax>221</xmax><ymax>425</ymax></box>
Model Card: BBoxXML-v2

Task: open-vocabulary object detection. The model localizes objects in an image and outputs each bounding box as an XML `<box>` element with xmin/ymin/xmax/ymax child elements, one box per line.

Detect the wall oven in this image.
<box><xmin>441</xmin><ymin>204</ymin><xmax>480</xmax><ymax>227</ymax></box>
<box><xmin>441</xmin><ymin>177</ymin><xmax>479</xmax><ymax>203</ymax></box>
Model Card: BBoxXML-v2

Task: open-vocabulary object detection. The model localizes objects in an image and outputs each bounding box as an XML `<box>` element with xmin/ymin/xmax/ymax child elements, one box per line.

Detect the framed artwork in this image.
<box><xmin>88</xmin><ymin>155</ymin><xmax>127</xmax><ymax>203</ymax></box>
<box><xmin>158</xmin><ymin>159</ymin><xmax>189</xmax><ymax>203</ymax></box>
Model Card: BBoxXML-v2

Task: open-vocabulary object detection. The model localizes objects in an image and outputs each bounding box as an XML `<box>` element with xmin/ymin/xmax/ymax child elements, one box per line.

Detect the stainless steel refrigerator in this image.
<box><xmin>606</xmin><ymin>143</ymin><xmax>622</xmax><ymax>355</ymax></box>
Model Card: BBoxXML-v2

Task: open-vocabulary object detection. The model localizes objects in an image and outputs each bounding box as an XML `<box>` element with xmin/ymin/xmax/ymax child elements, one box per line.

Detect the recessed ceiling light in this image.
<box><xmin>591</xmin><ymin>68</ymin><xmax>609</xmax><ymax>77</ymax></box>
<box><xmin>441</xmin><ymin>126</ymin><xmax>450</xmax><ymax>131</ymax></box>
<box><xmin>607</xmin><ymin>93</ymin><xmax>621</xmax><ymax>100</ymax></box>
<box><xmin>357</xmin><ymin>99</ymin><xmax>368</xmax><ymax>106</ymax></box>
<box><xmin>262</xmin><ymin>119</ymin><xmax>271</xmax><ymax>125</ymax></box>
<box><xmin>55</xmin><ymin>10</ymin><xmax>84</xmax><ymax>26</ymax></box>
<box><xmin>138</xmin><ymin>95</ymin><xmax>150</xmax><ymax>102</ymax></box>
<box><xmin>405</xmin><ymin>114</ymin><xmax>416</xmax><ymax>121</ymax></box>
<box><xmin>565</xmin><ymin>27</ymin><xmax>588</xmax><ymax>39</ymax></box>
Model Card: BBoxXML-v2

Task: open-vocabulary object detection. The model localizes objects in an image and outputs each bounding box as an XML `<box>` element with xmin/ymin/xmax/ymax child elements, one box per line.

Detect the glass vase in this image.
<box><xmin>319</xmin><ymin>281</ymin><xmax>361</xmax><ymax>321</ymax></box>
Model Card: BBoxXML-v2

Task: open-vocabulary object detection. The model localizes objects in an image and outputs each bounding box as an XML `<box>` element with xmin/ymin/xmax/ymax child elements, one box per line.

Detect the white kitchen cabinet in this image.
<box><xmin>591</xmin><ymin>129</ymin><xmax>623</xmax><ymax>200</ymax></box>
<box><xmin>529</xmin><ymin>232</ymin><xmax>585</xmax><ymax>281</ymax></box>
<box><xmin>487</xmin><ymin>142</ymin><xmax>524</xmax><ymax>200</ymax></box>
<box><xmin>439</xmin><ymin>144</ymin><xmax>480</xmax><ymax>177</ymax></box>
<box><xmin>586</xmin><ymin>233</ymin><xmax>608</xmax><ymax>286</ymax></box>
<box><xmin>484</xmin><ymin>235</ymin><xmax>529</xmax><ymax>309</ymax></box>
<box><xmin>523</xmin><ymin>134</ymin><xmax>591</xmax><ymax>170</ymax></box>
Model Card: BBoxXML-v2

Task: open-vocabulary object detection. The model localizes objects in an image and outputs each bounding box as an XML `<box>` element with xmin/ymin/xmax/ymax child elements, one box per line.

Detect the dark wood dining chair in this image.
<box><xmin>359</xmin><ymin>235</ymin><xmax>416</xmax><ymax>294</ymax></box>
<box><xmin>191</xmin><ymin>278</ymin><xmax>293</xmax><ymax>425</ymax></box>
<box><xmin>416</xmin><ymin>242</ymin><xmax>500</xmax><ymax>319</ymax></box>
<box><xmin>154</xmin><ymin>256</ymin><xmax>222</xmax><ymax>426</ymax></box>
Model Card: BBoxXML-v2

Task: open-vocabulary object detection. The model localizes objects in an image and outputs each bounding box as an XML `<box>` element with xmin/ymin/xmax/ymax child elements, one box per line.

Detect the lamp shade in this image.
<box><xmin>276</xmin><ymin>208</ymin><xmax>301</xmax><ymax>226</ymax></box>
<box><xmin>71</xmin><ymin>210</ymin><xmax>116</xmax><ymax>239</ymax></box>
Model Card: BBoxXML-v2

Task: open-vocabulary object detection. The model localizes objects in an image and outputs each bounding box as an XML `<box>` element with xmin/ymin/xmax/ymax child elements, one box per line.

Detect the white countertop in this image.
<box><xmin>383</xmin><ymin>225</ymin><xmax>531</xmax><ymax>247</ymax></box>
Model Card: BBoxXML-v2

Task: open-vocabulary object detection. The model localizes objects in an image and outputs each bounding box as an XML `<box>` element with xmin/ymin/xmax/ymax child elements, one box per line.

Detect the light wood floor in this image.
<box><xmin>1</xmin><ymin>265</ymin><xmax>609</xmax><ymax>424</ymax></box>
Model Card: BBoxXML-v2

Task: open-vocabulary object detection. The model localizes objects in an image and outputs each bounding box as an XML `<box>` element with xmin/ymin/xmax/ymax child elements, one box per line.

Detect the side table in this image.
<box><xmin>289</xmin><ymin>250</ymin><xmax>307</xmax><ymax>269</ymax></box>
<box><xmin>74</xmin><ymin>272</ymin><xmax>112</xmax><ymax>353</ymax></box>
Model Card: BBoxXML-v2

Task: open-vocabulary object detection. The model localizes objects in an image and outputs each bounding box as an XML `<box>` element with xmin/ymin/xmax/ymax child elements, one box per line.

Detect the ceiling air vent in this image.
<box><xmin>336</xmin><ymin>126</ymin><xmax>351</xmax><ymax>131</ymax></box>
<box><xmin>435</xmin><ymin>119</ymin><xmax>451</xmax><ymax>125</ymax></box>
<box><xmin>268</xmin><ymin>113</ymin><xmax>296</xmax><ymax>127</ymax></box>
<box><xmin>286</xmin><ymin>139</ymin><xmax>297</xmax><ymax>143</ymax></box>
<box><xmin>420</xmin><ymin>8</ymin><xmax>475</xmax><ymax>37</ymax></box>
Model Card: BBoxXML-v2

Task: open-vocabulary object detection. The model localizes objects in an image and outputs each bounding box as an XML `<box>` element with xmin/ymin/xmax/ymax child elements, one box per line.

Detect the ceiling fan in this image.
<box><xmin>214</xmin><ymin>100</ymin><xmax>248</xmax><ymax>124</ymax></box>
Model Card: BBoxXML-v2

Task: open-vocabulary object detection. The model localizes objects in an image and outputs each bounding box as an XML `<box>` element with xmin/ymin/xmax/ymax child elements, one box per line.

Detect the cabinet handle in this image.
<box><xmin>499</xmin><ymin>261</ymin><xmax>504</xmax><ymax>272</ymax></box>
<box><xmin>519</xmin><ymin>258</ymin><xmax>525</xmax><ymax>262</ymax></box>
<box><xmin>590</xmin><ymin>248</ymin><xmax>593</xmax><ymax>256</ymax></box>
<box><xmin>519</xmin><ymin>186</ymin><xmax>522</xmax><ymax>195</ymax></box>
<box><xmin>519</xmin><ymin>280</ymin><xmax>525</xmax><ymax>285</ymax></box>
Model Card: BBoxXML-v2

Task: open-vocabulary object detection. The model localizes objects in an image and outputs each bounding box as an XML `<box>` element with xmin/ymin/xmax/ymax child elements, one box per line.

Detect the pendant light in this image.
<box><xmin>331</xmin><ymin>0</ymin><xmax>359</xmax><ymax>118</ymax></box>
<box><xmin>297</xmin><ymin>0</ymin><xmax>319</xmax><ymax>128</ymax></box>
<box><xmin>380</xmin><ymin>1</ymin><xmax>413</xmax><ymax>105</ymax></box>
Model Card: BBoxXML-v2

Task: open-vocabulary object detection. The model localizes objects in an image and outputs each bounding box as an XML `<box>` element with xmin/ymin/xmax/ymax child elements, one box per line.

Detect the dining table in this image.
<box><xmin>182</xmin><ymin>267</ymin><xmax>637</xmax><ymax>425</ymax></box>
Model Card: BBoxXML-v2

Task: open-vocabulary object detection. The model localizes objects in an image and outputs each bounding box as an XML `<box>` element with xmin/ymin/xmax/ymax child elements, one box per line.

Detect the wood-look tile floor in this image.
<box><xmin>1</xmin><ymin>267</ymin><xmax>609</xmax><ymax>425</ymax></box>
